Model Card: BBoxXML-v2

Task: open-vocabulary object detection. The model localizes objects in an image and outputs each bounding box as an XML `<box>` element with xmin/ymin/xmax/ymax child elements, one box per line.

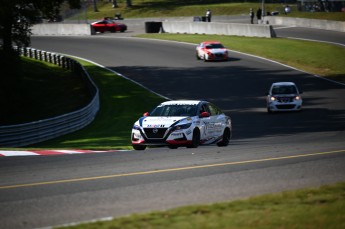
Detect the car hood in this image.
<box><xmin>139</xmin><ymin>116</ymin><xmax>188</xmax><ymax>128</ymax></box>
<box><xmin>272</xmin><ymin>94</ymin><xmax>299</xmax><ymax>97</ymax></box>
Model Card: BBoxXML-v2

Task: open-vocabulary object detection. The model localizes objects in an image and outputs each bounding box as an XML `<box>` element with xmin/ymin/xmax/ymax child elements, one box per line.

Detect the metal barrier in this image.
<box><xmin>0</xmin><ymin>47</ymin><xmax>100</xmax><ymax>147</ymax></box>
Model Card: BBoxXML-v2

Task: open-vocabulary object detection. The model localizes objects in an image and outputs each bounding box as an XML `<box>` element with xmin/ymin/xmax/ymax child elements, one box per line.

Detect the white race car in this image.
<box><xmin>131</xmin><ymin>100</ymin><xmax>232</xmax><ymax>150</ymax></box>
<box><xmin>266</xmin><ymin>82</ymin><xmax>303</xmax><ymax>113</ymax></box>
<box><xmin>196</xmin><ymin>41</ymin><xmax>229</xmax><ymax>61</ymax></box>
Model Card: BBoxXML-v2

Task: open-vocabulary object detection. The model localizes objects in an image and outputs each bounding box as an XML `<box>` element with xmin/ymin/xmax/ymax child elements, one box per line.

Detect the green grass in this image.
<box><xmin>136</xmin><ymin>34</ymin><xmax>345</xmax><ymax>83</ymax></box>
<box><xmin>75</xmin><ymin>0</ymin><xmax>345</xmax><ymax>21</ymax></box>
<box><xmin>27</xmin><ymin>59</ymin><xmax>165</xmax><ymax>150</ymax></box>
<box><xmin>0</xmin><ymin>57</ymin><xmax>91</xmax><ymax>125</ymax></box>
<box><xmin>57</xmin><ymin>182</ymin><xmax>345</xmax><ymax>229</ymax></box>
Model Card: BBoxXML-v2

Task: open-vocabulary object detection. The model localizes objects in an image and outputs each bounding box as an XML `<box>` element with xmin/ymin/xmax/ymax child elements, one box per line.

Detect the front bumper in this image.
<box><xmin>206</xmin><ymin>53</ymin><xmax>228</xmax><ymax>61</ymax></box>
<box><xmin>268</xmin><ymin>101</ymin><xmax>302</xmax><ymax>111</ymax></box>
<box><xmin>131</xmin><ymin>128</ymin><xmax>192</xmax><ymax>146</ymax></box>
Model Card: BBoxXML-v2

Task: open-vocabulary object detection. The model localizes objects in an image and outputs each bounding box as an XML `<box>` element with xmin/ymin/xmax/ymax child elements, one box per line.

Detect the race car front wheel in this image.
<box><xmin>187</xmin><ymin>128</ymin><xmax>200</xmax><ymax>148</ymax></box>
<box><xmin>196</xmin><ymin>52</ymin><xmax>201</xmax><ymax>60</ymax></box>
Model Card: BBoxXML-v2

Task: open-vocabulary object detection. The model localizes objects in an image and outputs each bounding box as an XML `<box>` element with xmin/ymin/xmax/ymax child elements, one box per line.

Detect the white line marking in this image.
<box><xmin>0</xmin><ymin>151</ymin><xmax>39</xmax><ymax>156</ymax></box>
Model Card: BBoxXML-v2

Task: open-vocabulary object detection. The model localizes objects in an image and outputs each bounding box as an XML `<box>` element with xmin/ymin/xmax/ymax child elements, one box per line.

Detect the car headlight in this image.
<box><xmin>172</xmin><ymin>123</ymin><xmax>192</xmax><ymax>131</ymax></box>
<box><xmin>270</xmin><ymin>96</ymin><xmax>276</xmax><ymax>101</ymax></box>
<box><xmin>295</xmin><ymin>96</ymin><xmax>301</xmax><ymax>100</ymax></box>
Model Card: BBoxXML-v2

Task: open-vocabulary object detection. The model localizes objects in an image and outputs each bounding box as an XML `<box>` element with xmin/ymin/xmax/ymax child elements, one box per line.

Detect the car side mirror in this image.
<box><xmin>143</xmin><ymin>112</ymin><xmax>149</xmax><ymax>117</ymax></box>
<box><xmin>200</xmin><ymin>112</ymin><xmax>210</xmax><ymax>118</ymax></box>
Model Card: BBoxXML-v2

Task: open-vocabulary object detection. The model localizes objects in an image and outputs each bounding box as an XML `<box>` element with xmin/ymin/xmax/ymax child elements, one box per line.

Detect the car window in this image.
<box><xmin>272</xmin><ymin>85</ymin><xmax>297</xmax><ymax>94</ymax></box>
<box><xmin>205</xmin><ymin>43</ymin><xmax>224</xmax><ymax>49</ymax></box>
<box><xmin>207</xmin><ymin>103</ymin><xmax>222</xmax><ymax>116</ymax></box>
<box><xmin>150</xmin><ymin>105</ymin><xmax>197</xmax><ymax>117</ymax></box>
<box><xmin>199</xmin><ymin>104</ymin><xmax>210</xmax><ymax>115</ymax></box>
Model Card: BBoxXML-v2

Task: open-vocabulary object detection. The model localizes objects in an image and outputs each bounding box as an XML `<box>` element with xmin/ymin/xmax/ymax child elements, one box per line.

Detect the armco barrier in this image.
<box><xmin>162</xmin><ymin>21</ymin><xmax>276</xmax><ymax>38</ymax></box>
<box><xmin>264</xmin><ymin>16</ymin><xmax>345</xmax><ymax>32</ymax></box>
<box><xmin>0</xmin><ymin>47</ymin><xmax>100</xmax><ymax>147</ymax></box>
<box><xmin>31</xmin><ymin>23</ymin><xmax>93</xmax><ymax>35</ymax></box>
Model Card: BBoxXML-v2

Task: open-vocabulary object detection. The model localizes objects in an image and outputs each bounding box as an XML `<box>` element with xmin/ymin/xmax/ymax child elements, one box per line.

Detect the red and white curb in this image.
<box><xmin>0</xmin><ymin>149</ymin><xmax>127</xmax><ymax>157</ymax></box>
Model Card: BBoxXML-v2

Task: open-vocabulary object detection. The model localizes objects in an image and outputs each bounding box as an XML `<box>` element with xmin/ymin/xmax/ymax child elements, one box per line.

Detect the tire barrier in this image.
<box><xmin>0</xmin><ymin>47</ymin><xmax>100</xmax><ymax>147</ymax></box>
<box><xmin>145</xmin><ymin>21</ymin><xmax>163</xmax><ymax>33</ymax></box>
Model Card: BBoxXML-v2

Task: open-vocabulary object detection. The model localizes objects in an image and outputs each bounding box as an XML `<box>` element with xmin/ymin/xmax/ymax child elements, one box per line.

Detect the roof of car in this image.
<box><xmin>202</xmin><ymin>41</ymin><xmax>221</xmax><ymax>44</ymax></box>
<box><xmin>160</xmin><ymin>100</ymin><xmax>202</xmax><ymax>106</ymax></box>
<box><xmin>272</xmin><ymin>82</ymin><xmax>296</xmax><ymax>86</ymax></box>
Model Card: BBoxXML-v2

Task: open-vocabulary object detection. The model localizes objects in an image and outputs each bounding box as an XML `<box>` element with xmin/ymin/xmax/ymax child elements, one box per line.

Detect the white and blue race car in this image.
<box><xmin>131</xmin><ymin>100</ymin><xmax>232</xmax><ymax>150</ymax></box>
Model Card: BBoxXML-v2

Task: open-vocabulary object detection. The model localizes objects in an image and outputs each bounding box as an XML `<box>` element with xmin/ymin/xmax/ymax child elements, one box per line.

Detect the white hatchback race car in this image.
<box><xmin>131</xmin><ymin>100</ymin><xmax>232</xmax><ymax>150</ymax></box>
<box><xmin>196</xmin><ymin>41</ymin><xmax>229</xmax><ymax>61</ymax></box>
<box><xmin>266</xmin><ymin>82</ymin><xmax>303</xmax><ymax>113</ymax></box>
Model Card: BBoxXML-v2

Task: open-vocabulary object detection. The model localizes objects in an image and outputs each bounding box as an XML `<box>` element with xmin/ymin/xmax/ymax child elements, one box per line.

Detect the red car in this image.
<box><xmin>91</xmin><ymin>19</ymin><xmax>127</xmax><ymax>33</ymax></box>
<box><xmin>196</xmin><ymin>41</ymin><xmax>228</xmax><ymax>61</ymax></box>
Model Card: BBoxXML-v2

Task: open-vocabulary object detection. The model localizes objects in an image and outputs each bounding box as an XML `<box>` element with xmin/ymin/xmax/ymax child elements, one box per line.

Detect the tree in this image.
<box><xmin>112</xmin><ymin>0</ymin><xmax>118</xmax><ymax>8</ymax></box>
<box><xmin>126</xmin><ymin>0</ymin><xmax>132</xmax><ymax>7</ymax></box>
<box><xmin>0</xmin><ymin>0</ymin><xmax>81</xmax><ymax>65</ymax></box>
<box><xmin>92</xmin><ymin>0</ymin><xmax>98</xmax><ymax>12</ymax></box>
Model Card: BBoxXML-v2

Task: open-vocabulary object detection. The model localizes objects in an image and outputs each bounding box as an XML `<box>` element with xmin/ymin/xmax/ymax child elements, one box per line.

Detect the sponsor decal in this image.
<box><xmin>185</xmin><ymin>130</ymin><xmax>192</xmax><ymax>135</ymax></box>
<box><xmin>147</xmin><ymin>124</ymin><xmax>165</xmax><ymax>128</ymax></box>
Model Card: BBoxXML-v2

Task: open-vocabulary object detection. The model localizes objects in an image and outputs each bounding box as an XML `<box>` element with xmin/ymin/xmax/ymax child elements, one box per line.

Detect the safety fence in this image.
<box><xmin>0</xmin><ymin>47</ymin><xmax>100</xmax><ymax>147</ymax></box>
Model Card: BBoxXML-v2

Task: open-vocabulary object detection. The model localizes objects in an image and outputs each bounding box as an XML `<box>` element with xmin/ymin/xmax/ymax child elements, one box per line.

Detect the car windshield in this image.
<box><xmin>150</xmin><ymin>104</ymin><xmax>197</xmax><ymax>117</ymax></box>
<box><xmin>272</xmin><ymin>85</ymin><xmax>297</xmax><ymax>94</ymax></box>
<box><xmin>205</xmin><ymin>43</ymin><xmax>224</xmax><ymax>49</ymax></box>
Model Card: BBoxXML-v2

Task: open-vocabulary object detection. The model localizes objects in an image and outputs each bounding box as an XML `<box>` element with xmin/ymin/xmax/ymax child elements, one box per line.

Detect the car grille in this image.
<box><xmin>276</xmin><ymin>105</ymin><xmax>296</xmax><ymax>109</ymax></box>
<box><xmin>277</xmin><ymin>97</ymin><xmax>294</xmax><ymax>102</ymax></box>
<box><xmin>144</xmin><ymin>128</ymin><xmax>167</xmax><ymax>139</ymax></box>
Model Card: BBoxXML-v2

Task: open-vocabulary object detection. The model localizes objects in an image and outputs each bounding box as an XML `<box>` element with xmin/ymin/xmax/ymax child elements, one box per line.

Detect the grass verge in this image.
<box><xmin>0</xmin><ymin>57</ymin><xmax>91</xmax><ymax>125</ymax></box>
<box><xmin>27</xmin><ymin>60</ymin><xmax>165</xmax><ymax>150</ymax></box>
<box><xmin>57</xmin><ymin>182</ymin><xmax>345</xmax><ymax>229</ymax></box>
<box><xmin>76</xmin><ymin>1</ymin><xmax>345</xmax><ymax>21</ymax></box>
<box><xmin>136</xmin><ymin>34</ymin><xmax>345</xmax><ymax>83</ymax></box>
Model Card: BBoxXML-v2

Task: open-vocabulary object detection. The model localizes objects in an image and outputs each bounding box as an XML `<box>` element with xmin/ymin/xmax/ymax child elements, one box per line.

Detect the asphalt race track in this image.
<box><xmin>0</xmin><ymin>28</ymin><xmax>345</xmax><ymax>228</ymax></box>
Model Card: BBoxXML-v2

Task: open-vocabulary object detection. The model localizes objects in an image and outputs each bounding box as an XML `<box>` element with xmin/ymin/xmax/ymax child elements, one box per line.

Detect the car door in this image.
<box><xmin>206</xmin><ymin>103</ymin><xmax>225</xmax><ymax>139</ymax></box>
<box><xmin>198</xmin><ymin>103</ymin><xmax>211</xmax><ymax>140</ymax></box>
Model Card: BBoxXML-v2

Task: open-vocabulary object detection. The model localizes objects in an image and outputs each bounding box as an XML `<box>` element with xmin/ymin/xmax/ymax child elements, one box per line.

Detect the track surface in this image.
<box><xmin>1</xmin><ymin>28</ymin><xmax>345</xmax><ymax>228</ymax></box>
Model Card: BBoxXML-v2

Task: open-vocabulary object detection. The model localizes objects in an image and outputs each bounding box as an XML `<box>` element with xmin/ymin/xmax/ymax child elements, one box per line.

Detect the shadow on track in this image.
<box><xmin>111</xmin><ymin>65</ymin><xmax>345</xmax><ymax>140</ymax></box>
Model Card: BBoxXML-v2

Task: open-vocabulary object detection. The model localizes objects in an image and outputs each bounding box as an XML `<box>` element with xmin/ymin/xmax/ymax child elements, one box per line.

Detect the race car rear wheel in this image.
<box><xmin>217</xmin><ymin>128</ymin><xmax>231</xmax><ymax>147</ymax></box>
<box><xmin>132</xmin><ymin>144</ymin><xmax>146</xmax><ymax>150</ymax></box>
<box><xmin>187</xmin><ymin>128</ymin><xmax>200</xmax><ymax>148</ymax></box>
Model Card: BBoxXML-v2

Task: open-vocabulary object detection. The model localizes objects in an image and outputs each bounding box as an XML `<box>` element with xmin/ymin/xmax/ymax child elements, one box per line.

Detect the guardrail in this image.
<box><xmin>263</xmin><ymin>16</ymin><xmax>345</xmax><ymax>33</ymax></box>
<box><xmin>0</xmin><ymin>47</ymin><xmax>100</xmax><ymax>147</ymax></box>
<box><xmin>31</xmin><ymin>23</ymin><xmax>93</xmax><ymax>35</ymax></box>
